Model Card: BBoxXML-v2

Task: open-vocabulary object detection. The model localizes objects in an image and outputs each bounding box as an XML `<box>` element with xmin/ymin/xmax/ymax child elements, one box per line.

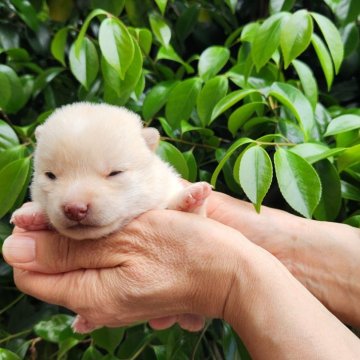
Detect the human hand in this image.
<box><xmin>3</xmin><ymin>209</ymin><xmax>253</xmax><ymax>331</ymax></box>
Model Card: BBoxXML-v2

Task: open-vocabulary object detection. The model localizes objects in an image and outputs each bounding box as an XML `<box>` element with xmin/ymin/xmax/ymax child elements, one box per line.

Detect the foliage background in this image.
<box><xmin>0</xmin><ymin>0</ymin><xmax>359</xmax><ymax>358</ymax></box>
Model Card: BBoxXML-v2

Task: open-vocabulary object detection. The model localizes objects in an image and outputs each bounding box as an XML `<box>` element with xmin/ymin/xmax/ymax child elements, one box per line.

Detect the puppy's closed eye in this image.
<box><xmin>108</xmin><ymin>170</ymin><xmax>123</xmax><ymax>177</ymax></box>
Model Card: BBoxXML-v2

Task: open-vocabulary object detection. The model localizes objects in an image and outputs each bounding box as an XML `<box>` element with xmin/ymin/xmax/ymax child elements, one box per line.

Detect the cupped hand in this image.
<box><xmin>3</xmin><ymin>209</ymin><xmax>251</xmax><ymax>330</ymax></box>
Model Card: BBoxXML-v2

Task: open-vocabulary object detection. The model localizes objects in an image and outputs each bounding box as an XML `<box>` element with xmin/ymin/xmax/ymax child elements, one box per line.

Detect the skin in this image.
<box><xmin>3</xmin><ymin>192</ymin><xmax>360</xmax><ymax>359</ymax></box>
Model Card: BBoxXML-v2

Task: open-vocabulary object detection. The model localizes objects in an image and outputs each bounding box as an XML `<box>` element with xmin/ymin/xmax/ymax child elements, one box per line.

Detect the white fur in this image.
<box><xmin>30</xmin><ymin>102</ymin><xmax>183</xmax><ymax>240</ymax></box>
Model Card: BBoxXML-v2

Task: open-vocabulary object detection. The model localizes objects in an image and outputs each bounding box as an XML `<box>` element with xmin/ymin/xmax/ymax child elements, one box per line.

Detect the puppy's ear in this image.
<box><xmin>142</xmin><ymin>127</ymin><xmax>160</xmax><ymax>151</ymax></box>
<box><xmin>34</xmin><ymin>125</ymin><xmax>44</xmax><ymax>141</ymax></box>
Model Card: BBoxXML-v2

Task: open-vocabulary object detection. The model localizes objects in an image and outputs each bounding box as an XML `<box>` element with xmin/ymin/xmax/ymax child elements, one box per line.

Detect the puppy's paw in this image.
<box><xmin>72</xmin><ymin>315</ymin><xmax>99</xmax><ymax>334</ymax></box>
<box><xmin>170</xmin><ymin>182</ymin><xmax>212</xmax><ymax>215</ymax></box>
<box><xmin>10</xmin><ymin>202</ymin><xmax>49</xmax><ymax>231</ymax></box>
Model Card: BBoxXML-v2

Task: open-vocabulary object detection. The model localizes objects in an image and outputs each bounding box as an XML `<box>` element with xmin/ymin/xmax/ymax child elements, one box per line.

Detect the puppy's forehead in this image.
<box><xmin>35</xmin><ymin>103</ymin><xmax>148</xmax><ymax>169</ymax></box>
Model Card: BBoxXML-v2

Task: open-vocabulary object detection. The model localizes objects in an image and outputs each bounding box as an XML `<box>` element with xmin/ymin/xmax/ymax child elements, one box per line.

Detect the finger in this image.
<box><xmin>178</xmin><ymin>314</ymin><xmax>205</xmax><ymax>332</ymax></box>
<box><xmin>148</xmin><ymin>316</ymin><xmax>178</xmax><ymax>330</ymax></box>
<box><xmin>2</xmin><ymin>229</ymin><xmax>129</xmax><ymax>274</ymax></box>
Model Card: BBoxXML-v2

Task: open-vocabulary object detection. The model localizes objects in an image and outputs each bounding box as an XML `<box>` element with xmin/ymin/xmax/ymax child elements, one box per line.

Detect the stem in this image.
<box><xmin>0</xmin><ymin>293</ymin><xmax>25</xmax><ymax>316</ymax></box>
<box><xmin>191</xmin><ymin>321</ymin><xmax>211</xmax><ymax>360</ymax></box>
<box><xmin>0</xmin><ymin>329</ymin><xmax>32</xmax><ymax>344</ymax></box>
<box><xmin>161</xmin><ymin>137</ymin><xmax>218</xmax><ymax>150</ymax></box>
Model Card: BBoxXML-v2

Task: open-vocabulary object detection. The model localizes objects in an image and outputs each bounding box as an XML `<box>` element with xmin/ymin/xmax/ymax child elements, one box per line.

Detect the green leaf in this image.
<box><xmin>280</xmin><ymin>10</ymin><xmax>313</xmax><ymax>68</ymax></box>
<box><xmin>34</xmin><ymin>314</ymin><xmax>75</xmax><ymax>343</ymax></box>
<box><xmin>197</xmin><ymin>76</ymin><xmax>228</xmax><ymax>127</ymax></box>
<box><xmin>156</xmin><ymin>45</ymin><xmax>194</xmax><ymax>73</ymax></box>
<box><xmin>91</xmin><ymin>327</ymin><xmax>125</xmax><ymax>355</ymax></box>
<box><xmin>0</xmin><ymin>65</ymin><xmax>26</xmax><ymax>113</ymax></box>
<box><xmin>134</xmin><ymin>28</ymin><xmax>153</xmax><ymax>55</ymax></box>
<box><xmin>274</xmin><ymin>148</ymin><xmax>321</xmax><ymax>218</ymax></box>
<box><xmin>311</xmin><ymin>12</ymin><xmax>344</xmax><ymax>74</ymax></box>
<box><xmin>10</xmin><ymin>0</ymin><xmax>40</xmax><ymax>32</ymax></box>
<box><xmin>0</xmin><ymin>158</ymin><xmax>30</xmax><ymax>218</ymax></box>
<box><xmin>239</xmin><ymin>146</ymin><xmax>273</xmax><ymax>212</ymax></box>
<box><xmin>90</xmin><ymin>0</ymin><xmax>125</xmax><ymax>15</ymax></box>
<box><xmin>99</xmin><ymin>17</ymin><xmax>134</xmax><ymax>79</ymax></box>
<box><xmin>156</xmin><ymin>141</ymin><xmax>189</xmax><ymax>179</ymax></box>
<box><xmin>211</xmin><ymin>89</ymin><xmax>259</xmax><ymax>123</ymax></box>
<box><xmin>311</xmin><ymin>33</ymin><xmax>334</xmax><ymax>90</ymax></box>
<box><xmin>0</xmin><ymin>146</ymin><xmax>26</xmax><ymax>170</ymax></box>
<box><xmin>51</xmin><ymin>27</ymin><xmax>69</xmax><ymax>66</ymax></box>
<box><xmin>292</xmin><ymin>59</ymin><xmax>318</xmax><ymax>110</ymax></box>
<box><xmin>344</xmin><ymin>215</ymin><xmax>360</xmax><ymax>227</ymax></box>
<box><xmin>81</xmin><ymin>346</ymin><xmax>103</xmax><ymax>360</ymax></box>
<box><xmin>149</xmin><ymin>12</ymin><xmax>171</xmax><ymax>47</ymax></box>
<box><xmin>32</xmin><ymin>67</ymin><xmax>64</xmax><ymax>98</ymax></box>
<box><xmin>154</xmin><ymin>0</ymin><xmax>167</xmax><ymax>15</ymax></box>
<box><xmin>198</xmin><ymin>46</ymin><xmax>230</xmax><ymax>81</ymax></box>
<box><xmin>269</xmin><ymin>0</ymin><xmax>295</xmax><ymax>13</ymax></box>
<box><xmin>270</xmin><ymin>82</ymin><xmax>315</xmax><ymax>140</ymax></box>
<box><xmin>341</xmin><ymin>22</ymin><xmax>359</xmax><ymax>57</ymax></box>
<box><xmin>337</xmin><ymin>144</ymin><xmax>360</xmax><ymax>172</ymax></box>
<box><xmin>102</xmin><ymin>38</ymin><xmax>142</xmax><ymax>104</ymax></box>
<box><xmin>0</xmin><ymin>348</ymin><xmax>21</xmax><ymax>360</ymax></box>
<box><xmin>324</xmin><ymin>114</ymin><xmax>360</xmax><ymax>136</ymax></box>
<box><xmin>143</xmin><ymin>81</ymin><xmax>178</xmax><ymax>120</ymax></box>
<box><xmin>0</xmin><ymin>120</ymin><xmax>19</xmax><ymax>150</ymax></box>
<box><xmin>183</xmin><ymin>150</ymin><xmax>198</xmax><ymax>182</ymax></box>
<box><xmin>69</xmin><ymin>38</ymin><xmax>99</xmax><ymax>90</ymax></box>
<box><xmin>211</xmin><ymin>137</ymin><xmax>254</xmax><ymax>187</ymax></box>
<box><xmin>225</xmin><ymin>0</ymin><xmax>238</xmax><ymax>13</ymax></box>
<box><xmin>228</xmin><ymin>102</ymin><xmax>266</xmax><ymax>136</ymax></box>
<box><xmin>290</xmin><ymin>143</ymin><xmax>345</xmax><ymax>164</ymax></box>
<box><xmin>341</xmin><ymin>180</ymin><xmax>360</xmax><ymax>201</ymax></box>
<box><xmin>251</xmin><ymin>13</ymin><xmax>285</xmax><ymax>72</ymax></box>
<box><xmin>313</xmin><ymin>160</ymin><xmax>341</xmax><ymax>221</ymax></box>
<box><xmin>165</xmin><ymin>77</ymin><xmax>203</xmax><ymax>128</ymax></box>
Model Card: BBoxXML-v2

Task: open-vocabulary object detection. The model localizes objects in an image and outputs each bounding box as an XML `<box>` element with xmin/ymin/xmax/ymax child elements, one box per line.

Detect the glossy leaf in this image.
<box><xmin>337</xmin><ymin>144</ymin><xmax>360</xmax><ymax>172</ymax></box>
<box><xmin>280</xmin><ymin>10</ymin><xmax>313</xmax><ymax>68</ymax></box>
<box><xmin>290</xmin><ymin>143</ymin><xmax>345</xmax><ymax>164</ymax></box>
<box><xmin>341</xmin><ymin>180</ymin><xmax>360</xmax><ymax>201</ymax></box>
<box><xmin>154</xmin><ymin>0</ymin><xmax>167</xmax><ymax>15</ymax></box>
<box><xmin>143</xmin><ymin>81</ymin><xmax>178</xmax><ymax>120</ymax></box>
<box><xmin>274</xmin><ymin>148</ymin><xmax>321</xmax><ymax>218</ymax></box>
<box><xmin>197</xmin><ymin>76</ymin><xmax>228</xmax><ymax>127</ymax></box>
<box><xmin>211</xmin><ymin>137</ymin><xmax>253</xmax><ymax>187</ymax></box>
<box><xmin>156</xmin><ymin>45</ymin><xmax>193</xmax><ymax>73</ymax></box>
<box><xmin>311</xmin><ymin>33</ymin><xmax>334</xmax><ymax>90</ymax></box>
<box><xmin>341</xmin><ymin>22</ymin><xmax>359</xmax><ymax>57</ymax></box>
<box><xmin>91</xmin><ymin>327</ymin><xmax>125</xmax><ymax>354</ymax></box>
<box><xmin>0</xmin><ymin>158</ymin><xmax>30</xmax><ymax>218</ymax></box>
<box><xmin>34</xmin><ymin>314</ymin><xmax>75</xmax><ymax>343</ymax></box>
<box><xmin>69</xmin><ymin>38</ymin><xmax>99</xmax><ymax>90</ymax></box>
<box><xmin>251</xmin><ymin>13</ymin><xmax>285</xmax><ymax>71</ymax></box>
<box><xmin>90</xmin><ymin>0</ymin><xmax>125</xmax><ymax>15</ymax></box>
<box><xmin>269</xmin><ymin>82</ymin><xmax>315</xmax><ymax>139</ymax></box>
<box><xmin>269</xmin><ymin>0</ymin><xmax>295</xmax><ymax>13</ymax></box>
<box><xmin>0</xmin><ymin>348</ymin><xmax>21</xmax><ymax>360</ymax></box>
<box><xmin>311</xmin><ymin>12</ymin><xmax>344</xmax><ymax>74</ymax></box>
<box><xmin>0</xmin><ymin>120</ymin><xmax>19</xmax><ymax>150</ymax></box>
<box><xmin>156</xmin><ymin>141</ymin><xmax>189</xmax><ymax>179</ymax></box>
<box><xmin>313</xmin><ymin>160</ymin><xmax>341</xmax><ymax>221</ymax></box>
<box><xmin>292</xmin><ymin>59</ymin><xmax>318</xmax><ymax>110</ymax></box>
<box><xmin>198</xmin><ymin>46</ymin><xmax>230</xmax><ymax>81</ymax></box>
<box><xmin>0</xmin><ymin>65</ymin><xmax>26</xmax><ymax>113</ymax></box>
<box><xmin>344</xmin><ymin>215</ymin><xmax>360</xmax><ymax>228</ymax></box>
<box><xmin>0</xmin><ymin>146</ymin><xmax>26</xmax><ymax>170</ymax></box>
<box><xmin>165</xmin><ymin>77</ymin><xmax>202</xmax><ymax>128</ymax></box>
<box><xmin>324</xmin><ymin>114</ymin><xmax>360</xmax><ymax>136</ymax></box>
<box><xmin>99</xmin><ymin>18</ymin><xmax>134</xmax><ymax>79</ymax></box>
<box><xmin>149</xmin><ymin>12</ymin><xmax>171</xmax><ymax>47</ymax></box>
<box><xmin>239</xmin><ymin>146</ymin><xmax>273</xmax><ymax>212</ymax></box>
<box><xmin>51</xmin><ymin>27</ymin><xmax>69</xmax><ymax>66</ymax></box>
<box><xmin>183</xmin><ymin>150</ymin><xmax>198</xmax><ymax>182</ymax></box>
<box><xmin>228</xmin><ymin>102</ymin><xmax>266</xmax><ymax>136</ymax></box>
<box><xmin>211</xmin><ymin>89</ymin><xmax>259</xmax><ymax>123</ymax></box>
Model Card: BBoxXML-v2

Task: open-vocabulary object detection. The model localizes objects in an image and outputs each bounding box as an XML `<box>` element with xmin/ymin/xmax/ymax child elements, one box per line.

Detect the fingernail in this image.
<box><xmin>2</xmin><ymin>236</ymin><xmax>36</xmax><ymax>263</ymax></box>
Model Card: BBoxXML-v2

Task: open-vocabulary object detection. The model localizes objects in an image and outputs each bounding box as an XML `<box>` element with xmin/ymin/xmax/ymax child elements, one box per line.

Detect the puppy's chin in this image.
<box><xmin>55</xmin><ymin>219</ymin><xmax>127</xmax><ymax>240</ymax></box>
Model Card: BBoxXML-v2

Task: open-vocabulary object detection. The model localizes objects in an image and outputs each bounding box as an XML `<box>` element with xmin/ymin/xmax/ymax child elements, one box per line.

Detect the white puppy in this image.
<box><xmin>11</xmin><ymin>102</ymin><xmax>211</xmax><ymax>333</ymax></box>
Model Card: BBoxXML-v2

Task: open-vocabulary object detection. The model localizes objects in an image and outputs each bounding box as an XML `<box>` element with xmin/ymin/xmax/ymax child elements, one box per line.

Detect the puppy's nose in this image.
<box><xmin>63</xmin><ymin>203</ymin><xmax>89</xmax><ymax>221</ymax></box>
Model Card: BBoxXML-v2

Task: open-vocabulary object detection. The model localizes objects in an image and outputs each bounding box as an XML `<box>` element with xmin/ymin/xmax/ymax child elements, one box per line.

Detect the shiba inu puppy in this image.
<box><xmin>11</xmin><ymin>102</ymin><xmax>211</xmax><ymax>333</ymax></box>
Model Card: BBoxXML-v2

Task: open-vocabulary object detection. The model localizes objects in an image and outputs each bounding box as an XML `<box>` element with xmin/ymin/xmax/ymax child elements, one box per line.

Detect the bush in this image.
<box><xmin>0</xmin><ymin>0</ymin><xmax>359</xmax><ymax>358</ymax></box>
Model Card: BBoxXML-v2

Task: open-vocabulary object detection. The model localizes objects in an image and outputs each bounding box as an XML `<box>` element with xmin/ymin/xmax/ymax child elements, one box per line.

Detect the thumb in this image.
<box><xmin>2</xmin><ymin>228</ymin><xmax>126</xmax><ymax>274</ymax></box>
